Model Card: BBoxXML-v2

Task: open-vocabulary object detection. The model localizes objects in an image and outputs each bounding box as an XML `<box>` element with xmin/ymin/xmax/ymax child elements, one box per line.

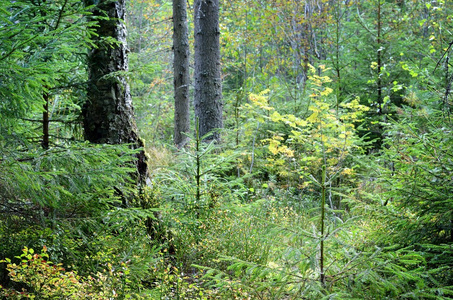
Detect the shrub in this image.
<box><xmin>0</xmin><ymin>246</ymin><xmax>137</xmax><ymax>299</ymax></box>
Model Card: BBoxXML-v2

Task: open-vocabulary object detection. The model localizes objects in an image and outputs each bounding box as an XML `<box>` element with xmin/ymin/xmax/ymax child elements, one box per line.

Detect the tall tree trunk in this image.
<box><xmin>173</xmin><ymin>0</ymin><xmax>190</xmax><ymax>148</ymax></box>
<box><xmin>194</xmin><ymin>0</ymin><xmax>223</xmax><ymax>142</ymax></box>
<box><xmin>83</xmin><ymin>0</ymin><xmax>148</xmax><ymax>183</ymax></box>
<box><xmin>376</xmin><ymin>0</ymin><xmax>383</xmax><ymax>115</ymax></box>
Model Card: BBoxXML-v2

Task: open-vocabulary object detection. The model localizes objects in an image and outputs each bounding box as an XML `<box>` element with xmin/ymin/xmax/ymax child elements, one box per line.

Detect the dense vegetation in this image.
<box><xmin>1</xmin><ymin>0</ymin><xmax>452</xmax><ymax>298</ymax></box>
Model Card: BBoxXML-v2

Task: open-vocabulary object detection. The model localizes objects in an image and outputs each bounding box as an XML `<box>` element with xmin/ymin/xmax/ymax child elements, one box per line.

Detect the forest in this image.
<box><xmin>0</xmin><ymin>0</ymin><xmax>452</xmax><ymax>298</ymax></box>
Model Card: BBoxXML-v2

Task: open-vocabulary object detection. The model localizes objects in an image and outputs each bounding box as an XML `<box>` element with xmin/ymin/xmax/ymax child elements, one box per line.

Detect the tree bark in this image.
<box><xmin>194</xmin><ymin>0</ymin><xmax>223</xmax><ymax>142</ymax></box>
<box><xmin>173</xmin><ymin>0</ymin><xmax>190</xmax><ymax>148</ymax></box>
<box><xmin>377</xmin><ymin>0</ymin><xmax>383</xmax><ymax>115</ymax></box>
<box><xmin>83</xmin><ymin>0</ymin><xmax>147</xmax><ymax>183</ymax></box>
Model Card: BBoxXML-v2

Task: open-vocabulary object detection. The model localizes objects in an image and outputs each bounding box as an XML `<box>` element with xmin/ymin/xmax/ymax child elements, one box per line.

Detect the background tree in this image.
<box><xmin>194</xmin><ymin>0</ymin><xmax>223</xmax><ymax>141</ymax></box>
<box><xmin>173</xmin><ymin>0</ymin><xmax>190</xmax><ymax>148</ymax></box>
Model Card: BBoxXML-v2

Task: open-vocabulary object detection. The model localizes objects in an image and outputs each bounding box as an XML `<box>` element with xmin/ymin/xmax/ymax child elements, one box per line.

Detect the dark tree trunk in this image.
<box><xmin>173</xmin><ymin>0</ymin><xmax>190</xmax><ymax>148</ymax></box>
<box><xmin>376</xmin><ymin>0</ymin><xmax>383</xmax><ymax>115</ymax></box>
<box><xmin>83</xmin><ymin>0</ymin><xmax>147</xmax><ymax>183</ymax></box>
<box><xmin>194</xmin><ymin>0</ymin><xmax>223</xmax><ymax>142</ymax></box>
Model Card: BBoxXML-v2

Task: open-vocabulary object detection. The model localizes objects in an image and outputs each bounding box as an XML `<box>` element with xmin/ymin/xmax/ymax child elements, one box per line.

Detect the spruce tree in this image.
<box><xmin>83</xmin><ymin>0</ymin><xmax>148</xmax><ymax>182</ymax></box>
<box><xmin>173</xmin><ymin>0</ymin><xmax>190</xmax><ymax>148</ymax></box>
<box><xmin>194</xmin><ymin>0</ymin><xmax>223</xmax><ymax>141</ymax></box>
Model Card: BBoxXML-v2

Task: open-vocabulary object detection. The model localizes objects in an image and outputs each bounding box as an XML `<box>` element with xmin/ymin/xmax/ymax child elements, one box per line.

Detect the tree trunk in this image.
<box><xmin>173</xmin><ymin>0</ymin><xmax>190</xmax><ymax>148</ymax></box>
<box><xmin>194</xmin><ymin>0</ymin><xmax>223</xmax><ymax>142</ymax></box>
<box><xmin>376</xmin><ymin>0</ymin><xmax>383</xmax><ymax>115</ymax></box>
<box><xmin>83</xmin><ymin>0</ymin><xmax>147</xmax><ymax>183</ymax></box>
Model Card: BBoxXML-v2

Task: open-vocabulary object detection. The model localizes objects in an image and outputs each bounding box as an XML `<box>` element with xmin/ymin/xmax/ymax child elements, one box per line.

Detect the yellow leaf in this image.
<box><xmin>321</xmin><ymin>87</ymin><xmax>333</xmax><ymax>96</ymax></box>
<box><xmin>268</xmin><ymin>140</ymin><xmax>280</xmax><ymax>155</ymax></box>
<box><xmin>341</xmin><ymin>168</ymin><xmax>355</xmax><ymax>176</ymax></box>
<box><xmin>296</xmin><ymin>119</ymin><xmax>308</xmax><ymax>126</ymax></box>
<box><xmin>307</xmin><ymin>112</ymin><xmax>319</xmax><ymax>123</ymax></box>
<box><xmin>271</xmin><ymin>111</ymin><xmax>282</xmax><ymax>122</ymax></box>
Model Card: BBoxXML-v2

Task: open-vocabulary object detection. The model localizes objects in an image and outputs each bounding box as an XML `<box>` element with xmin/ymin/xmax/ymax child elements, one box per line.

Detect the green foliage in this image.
<box><xmin>379</xmin><ymin>108</ymin><xmax>453</xmax><ymax>244</ymax></box>
<box><xmin>0</xmin><ymin>0</ymin><xmax>94</xmax><ymax>129</ymax></box>
<box><xmin>195</xmin><ymin>200</ymin><xmax>453</xmax><ymax>299</ymax></box>
<box><xmin>0</xmin><ymin>143</ymin><xmax>135</xmax><ymax>227</ymax></box>
<box><xmin>148</xmin><ymin>139</ymin><xmax>248</xmax><ymax>252</ymax></box>
<box><xmin>0</xmin><ymin>142</ymin><xmax>158</xmax><ymax>294</ymax></box>
<box><xmin>360</xmin><ymin>103</ymin><xmax>453</xmax><ymax>288</ymax></box>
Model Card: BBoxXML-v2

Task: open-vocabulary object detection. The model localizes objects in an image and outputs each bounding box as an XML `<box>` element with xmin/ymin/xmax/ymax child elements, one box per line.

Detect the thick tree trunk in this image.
<box><xmin>83</xmin><ymin>0</ymin><xmax>147</xmax><ymax>182</ymax></box>
<box><xmin>173</xmin><ymin>0</ymin><xmax>190</xmax><ymax>148</ymax></box>
<box><xmin>194</xmin><ymin>0</ymin><xmax>223</xmax><ymax>142</ymax></box>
